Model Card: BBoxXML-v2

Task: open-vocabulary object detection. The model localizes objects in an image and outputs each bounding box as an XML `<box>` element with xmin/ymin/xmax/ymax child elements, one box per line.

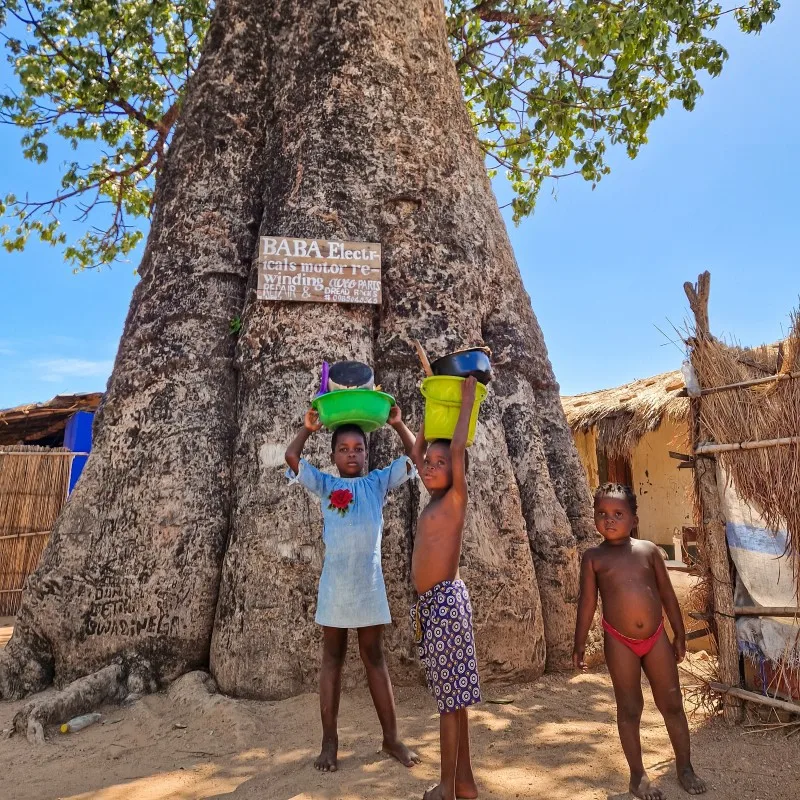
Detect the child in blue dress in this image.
<box><xmin>285</xmin><ymin>404</ymin><xmax>420</xmax><ymax>773</ymax></box>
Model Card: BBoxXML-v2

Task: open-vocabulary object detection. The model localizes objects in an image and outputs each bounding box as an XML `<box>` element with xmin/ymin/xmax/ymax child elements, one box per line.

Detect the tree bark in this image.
<box><xmin>211</xmin><ymin>0</ymin><xmax>575</xmax><ymax>697</ymax></box>
<box><xmin>2</xmin><ymin>0</ymin><xmax>593</xmax><ymax>701</ymax></box>
<box><xmin>0</xmin><ymin>0</ymin><xmax>272</xmax><ymax>699</ymax></box>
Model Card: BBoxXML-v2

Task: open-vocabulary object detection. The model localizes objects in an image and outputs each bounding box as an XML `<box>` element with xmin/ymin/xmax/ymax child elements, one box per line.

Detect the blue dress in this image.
<box><xmin>286</xmin><ymin>456</ymin><xmax>415</xmax><ymax>628</ymax></box>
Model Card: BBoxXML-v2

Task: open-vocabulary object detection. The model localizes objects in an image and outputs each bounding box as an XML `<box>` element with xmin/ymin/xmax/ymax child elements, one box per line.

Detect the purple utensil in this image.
<box><xmin>316</xmin><ymin>361</ymin><xmax>330</xmax><ymax>396</ymax></box>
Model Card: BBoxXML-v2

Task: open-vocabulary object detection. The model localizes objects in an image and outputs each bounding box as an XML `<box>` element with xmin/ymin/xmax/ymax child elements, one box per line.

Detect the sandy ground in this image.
<box><xmin>2</xmin><ymin>662</ymin><xmax>798</xmax><ymax>800</ymax></box>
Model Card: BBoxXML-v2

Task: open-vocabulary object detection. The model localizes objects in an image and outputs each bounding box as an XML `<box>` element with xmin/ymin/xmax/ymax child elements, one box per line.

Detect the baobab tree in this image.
<box><xmin>0</xmin><ymin>0</ymin><xmax>778</xmax><ymax>704</ymax></box>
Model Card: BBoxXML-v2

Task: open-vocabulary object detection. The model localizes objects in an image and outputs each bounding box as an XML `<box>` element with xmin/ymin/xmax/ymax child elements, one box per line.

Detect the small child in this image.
<box><xmin>285</xmin><ymin>405</ymin><xmax>420</xmax><ymax>772</ymax></box>
<box><xmin>573</xmin><ymin>483</ymin><xmax>707</xmax><ymax>800</ymax></box>
<box><xmin>410</xmin><ymin>376</ymin><xmax>480</xmax><ymax>800</ymax></box>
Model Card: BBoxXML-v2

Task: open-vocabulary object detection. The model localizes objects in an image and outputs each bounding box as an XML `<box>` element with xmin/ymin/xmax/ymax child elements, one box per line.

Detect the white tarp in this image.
<box><xmin>718</xmin><ymin>468</ymin><xmax>800</xmax><ymax>666</ymax></box>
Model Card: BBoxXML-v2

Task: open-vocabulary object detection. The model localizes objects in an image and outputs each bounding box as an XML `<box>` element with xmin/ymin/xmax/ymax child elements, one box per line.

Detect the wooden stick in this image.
<box><xmin>684</xmin><ymin>272</ymin><xmax>711</xmax><ymax>340</ymax></box>
<box><xmin>695</xmin><ymin>436</ymin><xmax>800</xmax><ymax>455</ymax></box>
<box><xmin>411</xmin><ymin>339</ymin><xmax>434</xmax><ymax>377</ymax></box>
<box><xmin>0</xmin><ymin>531</ymin><xmax>49</xmax><ymax>542</ymax></box>
<box><xmin>693</xmin><ymin>423</ymin><xmax>742</xmax><ymax>724</ymax></box>
<box><xmin>743</xmin><ymin>721</ymin><xmax>800</xmax><ymax>728</ymax></box>
<box><xmin>0</xmin><ymin>588</ymin><xmax>24</xmax><ymax>594</ymax></box>
<box><xmin>709</xmin><ymin>682</ymin><xmax>800</xmax><ymax>716</ymax></box>
<box><xmin>700</xmin><ymin>369</ymin><xmax>800</xmax><ymax>395</ymax></box>
<box><xmin>684</xmin><ymin>272</ymin><xmax>742</xmax><ymax>724</ymax></box>
<box><xmin>0</xmin><ymin>451</ymin><xmax>89</xmax><ymax>457</ymax></box>
<box><xmin>742</xmin><ymin>723</ymin><xmax>800</xmax><ymax>734</ymax></box>
<box><xmin>735</xmin><ymin>606</ymin><xmax>800</xmax><ymax>617</ymax></box>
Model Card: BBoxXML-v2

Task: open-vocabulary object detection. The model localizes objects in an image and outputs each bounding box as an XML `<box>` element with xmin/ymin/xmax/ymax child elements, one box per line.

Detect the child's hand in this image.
<box><xmin>388</xmin><ymin>405</ymin><xmax>402</xmax><ymax>426</ymax></box>
<box><xmin>461</xmin><ymin>375</ymin><xmax>478</xmax><ymax>402</ymax></box>
<box><xmin>572</xmin><ymin>647</ymin><xmax>587</xmax><ymax>672</ymax></box>
<box><xmin>304</xmin><ymin>409</ymin><xmax>323</xmax><ymax>432</ymax></box>
<box><xmin>672</xmin><ymin>635</ymin><xmax>686</xmax><ymax>663</ymax></box>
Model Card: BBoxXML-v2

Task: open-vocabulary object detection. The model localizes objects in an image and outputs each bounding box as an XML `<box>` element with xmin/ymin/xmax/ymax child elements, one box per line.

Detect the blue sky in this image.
<box><xmin>1</xmin><ymin>7</ymin><xmax>797</xmax><ymax>409</ymax></box>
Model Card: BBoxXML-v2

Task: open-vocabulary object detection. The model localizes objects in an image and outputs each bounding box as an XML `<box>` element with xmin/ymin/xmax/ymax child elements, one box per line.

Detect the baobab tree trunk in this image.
<box><xmin>0</xmin><ymin>0</ymin><xmax>273</xmax><ymax>699</ymax></box>
<box><xmin>210</xmin><ymin>0</ymin><xmax>582</xmax><ymax>695</ymax></box>
<box><xmin>1</xmin><ymin>0</ymin><xmax>593</xmax><ymax>702</ymax></box>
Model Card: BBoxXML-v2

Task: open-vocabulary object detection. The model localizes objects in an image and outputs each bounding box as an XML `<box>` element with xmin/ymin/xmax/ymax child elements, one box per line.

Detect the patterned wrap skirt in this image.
<box><xmin>410</xmin><ymin>579</ymin><xmax>482</xmax><ymax>714</ymax></box>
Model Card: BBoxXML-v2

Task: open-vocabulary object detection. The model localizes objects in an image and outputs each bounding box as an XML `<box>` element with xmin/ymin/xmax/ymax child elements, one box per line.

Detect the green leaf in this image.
<box><xmin>0</xmin><ymin>0</ymin><xmax>782</xmax><ymax>263</ymax></box>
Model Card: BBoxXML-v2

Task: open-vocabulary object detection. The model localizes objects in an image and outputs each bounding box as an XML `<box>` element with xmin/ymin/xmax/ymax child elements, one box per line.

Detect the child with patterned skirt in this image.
<box><xmin>285</xmin><ymin>405</ymin><xmax>420</xmax><ymax>773</ymax></box>
<box><xmin>573</xmin><ymin>483</ymin><xmax>707</xmax><ymax>800</ymax></box>
<box><xmin>410</xmin><ymin>376</ymin><xmax>481</xmax><ymax>800</ymax></box>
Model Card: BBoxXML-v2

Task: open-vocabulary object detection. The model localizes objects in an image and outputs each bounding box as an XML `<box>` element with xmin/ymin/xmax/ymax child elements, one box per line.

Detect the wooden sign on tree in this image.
<box><xmin>257</xmin><ymin>236</ymin><xmax>382</xmax><ymax>304</ymax></box>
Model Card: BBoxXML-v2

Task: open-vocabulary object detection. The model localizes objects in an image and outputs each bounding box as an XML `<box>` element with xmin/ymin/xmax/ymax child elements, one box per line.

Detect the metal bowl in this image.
<box><xmin>430</xmin><ymin>348</ymin><xmax>493</xmax><ymax>384</ymax></box>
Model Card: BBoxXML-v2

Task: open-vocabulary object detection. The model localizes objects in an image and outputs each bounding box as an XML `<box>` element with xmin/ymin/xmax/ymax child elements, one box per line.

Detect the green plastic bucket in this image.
<box><xmin>312</xmin><ymin>389</ymin><xmax>395</xmax><ymax>433</ymax></box>
<box><xmin>420</xmin><ymin>376</ymin><xmax>488</xmax><ymax>446</ymax></box>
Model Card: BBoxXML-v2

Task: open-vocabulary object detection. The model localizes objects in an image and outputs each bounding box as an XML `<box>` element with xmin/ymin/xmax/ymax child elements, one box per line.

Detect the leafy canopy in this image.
<box><xmin>0</xmin><ymin>0</ymin><xmax>780</xmax><ymax>269</ymax></box>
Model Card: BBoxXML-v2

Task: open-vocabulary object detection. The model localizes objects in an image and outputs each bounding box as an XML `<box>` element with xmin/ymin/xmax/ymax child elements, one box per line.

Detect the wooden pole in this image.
<box><xmin>0</xmin><ymin>451</ymin><xmax>89</xmax><ymax>457</ymax></box>
<box><xmin>734</xmin><ymin>607</ymin><xmax>800</xmax><ymax>617</ymax></box>
<box><xmin>0</xmin><ymin>531</ymin><xmax>50</xmax><ymax>542</ymax></box>
<box><xmin>709</xmin><ymin>683</ymin><xmax>800</xmax><ymax>717</ymax></box>
<box><xmin>684</xmin><ymin>271</ymin><xmax>743</xmax><ymax>724</ymax></box>
<box><xmin>695</xmin><ymin>435</ymin><xmax>800</xmax><ymax>455</ymax></box>
<box><xmin>694</xmin><ymin>453</ymin><xmax>743</xmax><ymax>723</ymax></box>
<box><xmin>699</xmin><ymin>369</ymin><xmax>800</xmax><ymax>395</ymax></box>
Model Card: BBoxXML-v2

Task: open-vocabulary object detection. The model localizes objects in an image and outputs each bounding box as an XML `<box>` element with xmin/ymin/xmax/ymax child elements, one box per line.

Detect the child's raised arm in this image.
<box><xmin>653</xmin><ymin>547</ymin><xmax>687</xmax><ymax>662</ymax></box>
<box><xmin>572</xmin><ymin>550</ymin><xmax>598</xmax><ymax>670</ymax></box>
<box><xmin>449</xmin><ymin>376</ymin><xmax>477</xmax><ymax>501</ymax></box>
<box><xmin>285</xmin><ymin>409</ymin><xmax>322</xmax><ymax>474</ymax></box>
<box><xmin>388</xmin><ymin>405</ymin><xmax>415</xmax><ymax>456</ymax></box>
<box><xmin>411</xmin><ymin>421</ymin><xmax>427</xmax><ymax>473</ymax></box>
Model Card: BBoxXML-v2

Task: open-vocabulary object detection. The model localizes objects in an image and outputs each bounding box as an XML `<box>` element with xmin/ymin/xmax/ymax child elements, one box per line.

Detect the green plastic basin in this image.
<box><xmin>312</xmin><ymin>389</ymin><xmax>395</xmax><ymax>433</ymax></box>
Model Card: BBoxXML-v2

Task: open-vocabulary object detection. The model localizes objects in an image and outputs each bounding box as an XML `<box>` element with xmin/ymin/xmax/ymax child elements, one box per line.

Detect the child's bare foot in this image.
<box><xmin>314</xmin><ymin>737</ymin><xmax>338</xmax><ymax>772</ymax></box>
<box><xmin>423</xmin><ymin>784</ymin><xmax>454</xmax><ymax>800</ymax></box>
<box><xmin>455</xmin><ymin>775</ymin><xmax>479</xmax><ymax>799</ymax></box>
<box><xmin>630</xmin><ymin>772</ymin><xmax>665</xmax><ymax>800</ymax></box>
<box><xmin>678</xmin><ymin>765</ymin><xmax>707</xmax><ymax>795</ymax></box>
<box><xmin>382</xmin><ymin>737</ymin><xmax>421</xmax><ymax>767</ymax></box>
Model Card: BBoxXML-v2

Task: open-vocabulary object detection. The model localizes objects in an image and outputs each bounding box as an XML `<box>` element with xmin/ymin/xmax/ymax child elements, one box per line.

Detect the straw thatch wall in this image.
<box><xmin>0</xmin><ymin>445</ymin><xmax>71</xmax><ymax>615</ymax></box>
<box><xmin>562</xmin><ymin>370</ymin><xmax>689</xmax><ymax>457</ymax></box>
<box><xmin>691</xmin><ymin>315</ymin><xmax>800</xmax><ymax>588</ymax></box>
<box><xmin>683</xmin><ymin>274</ymin><xmax>800</xmax><ymax>713</ymax></box>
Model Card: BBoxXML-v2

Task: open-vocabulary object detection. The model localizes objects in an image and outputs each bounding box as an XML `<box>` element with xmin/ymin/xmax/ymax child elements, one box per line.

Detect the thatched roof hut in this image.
<box><xmin>562</xmin><ymin>371</ymin><xmax>694</xmax><ymax>550</ymax></box>
<box><xmin>562</xmin><ymin>370</ymin><xmax>689</xmax><ymax>458</ymax></box>
<box><xmin>0</xmin><ymin>393</ymin><xmax>102</xmax><ymax>447</ymax></box>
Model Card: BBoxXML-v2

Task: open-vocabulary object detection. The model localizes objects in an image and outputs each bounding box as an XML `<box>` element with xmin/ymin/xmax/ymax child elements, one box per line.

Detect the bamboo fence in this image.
<box><xmin>0</xmin><ymin>445</ymin><xmax>71</xmax><ymax>615</ymax></box>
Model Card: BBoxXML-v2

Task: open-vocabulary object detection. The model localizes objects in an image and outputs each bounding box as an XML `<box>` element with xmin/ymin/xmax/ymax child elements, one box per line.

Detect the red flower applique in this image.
<box><xmin>328</xmin><ymin>488</ymin><xmax>354</xmax><ymax>515</ymax></box>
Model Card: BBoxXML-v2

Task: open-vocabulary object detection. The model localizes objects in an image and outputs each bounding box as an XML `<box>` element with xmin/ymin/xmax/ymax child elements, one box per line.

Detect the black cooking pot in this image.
<box><xmin>327</xmin><ymin>360</ymin><xmax>375</xmax><ymax>390</ymax></box>
<box><xmin>430</xmin><ymin>348</ymin><xmax>493</xmax><ymax>384</ymax></box>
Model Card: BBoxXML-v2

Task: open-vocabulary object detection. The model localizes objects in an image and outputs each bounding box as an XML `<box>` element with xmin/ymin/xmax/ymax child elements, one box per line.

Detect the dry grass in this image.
<box><xmin>690</xmin><ymin>312</ymin><xmax>800</xmax><ymax>589</ymax></box>
<box><xmin>561</xmin><ymin>370</ymin><xmax>689</xmax><ymax>457</ymax></box>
